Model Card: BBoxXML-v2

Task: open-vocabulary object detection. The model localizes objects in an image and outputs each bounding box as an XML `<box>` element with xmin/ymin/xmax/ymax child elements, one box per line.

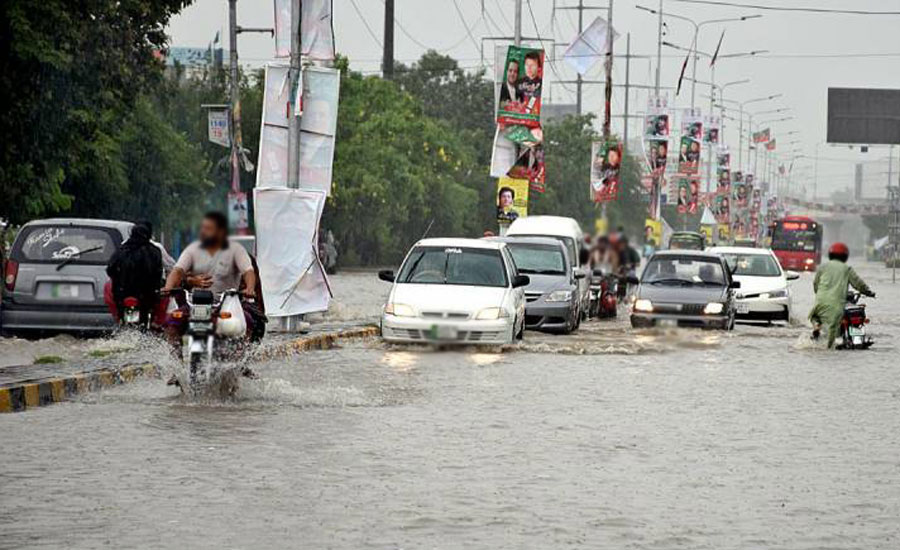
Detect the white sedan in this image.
<box><xmin>708</xmin><ymin>246</ymin><xmax>800</xmax><ymax>323</ymax></box>
<box><xmin>378</xmin><ymin>238</ymin><xmax>528</xmax><ymax>345</ymax></box>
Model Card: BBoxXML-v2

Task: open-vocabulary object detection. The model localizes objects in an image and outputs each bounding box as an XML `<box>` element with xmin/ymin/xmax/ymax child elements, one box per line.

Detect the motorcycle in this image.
<box><xmin>119</xmin><ymin>296</ymin><xmax>150</xmax><ymax>331</ymax></box>
<box><xmin>167</xmin><ymin>288</ymin><xmax>253</xmax><ymax>394</ymax></box>
<box><xmin>837</xmin><ymin>291</ymin><xmax>874</xmax><ymax>350</ymax></box>
<box><xmin>589</xmin><ymin>268</ymin><xmax>618</xmax><ymax>318</ymax></box>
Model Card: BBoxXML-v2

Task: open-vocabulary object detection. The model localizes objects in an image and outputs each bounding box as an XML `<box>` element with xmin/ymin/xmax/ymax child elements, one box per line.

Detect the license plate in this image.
<box><xmin>659</xmin><ymin>319</ymin><xmax>677</xmax><ymax>327</ymax></box>
<box><xmin>52</xmin><ymin>284</ymin><xmax>79</xmax><ymax>298</ymax></box>
<box><xmin>124</xmin><ymin>309</ymin><xmax>140</xmax><ymax>323</ymax></box>
<box><xmin>430</xmin><ymin>325</ymin><xmax>458</xmax><ymax>340</ymax></box>
<box><xmin>736</xmin><ymin>303</ymin><xmax>750</xmax><ymax>314</ymax></box>
<box><xmin>848</xmin><ymin>326</ymin><xmax>865</xmax><ymax>336</ymax></box>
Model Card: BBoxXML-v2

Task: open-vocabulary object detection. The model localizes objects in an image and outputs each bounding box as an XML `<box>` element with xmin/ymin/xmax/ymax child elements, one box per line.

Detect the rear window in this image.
<box><xmin>721</xmin><ymin>253</ymin><xmax>781</xmax><ymax>277</ymax></box>
<box><xmin>14</xmin><ymin>225</ymin><xmax>120</xmax><ymax>264</ymax></box>
<box><xmin>507</xmin><ymin>244</ymin><xmax>567</xmax><ymax>276</ymax></box>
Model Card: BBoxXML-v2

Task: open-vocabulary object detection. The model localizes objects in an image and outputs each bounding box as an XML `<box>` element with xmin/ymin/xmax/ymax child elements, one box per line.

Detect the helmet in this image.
<box><xmin>828</xmin><ymin>242</ymin><xmax>849</xmax><ymax>261</ymax></box>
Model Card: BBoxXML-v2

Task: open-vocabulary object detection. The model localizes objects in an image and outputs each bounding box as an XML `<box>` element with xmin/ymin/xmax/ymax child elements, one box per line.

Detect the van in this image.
<box><xmin>506</xmin><ymin>216</ymin><xmax>591</xmax><ymax>322</ymax></box>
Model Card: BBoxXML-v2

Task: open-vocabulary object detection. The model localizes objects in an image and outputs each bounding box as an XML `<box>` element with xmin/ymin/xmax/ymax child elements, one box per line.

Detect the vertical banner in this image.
<box><xmin>273</xmin><ymin>0</ymin><xmax>291</xmax><ymax>58</ymax></box>
<box><xmin>563</xmin><ymin>16</ymin><xmax>617</xmax><ymax>75</ymax></box>
<box><xmin>678</xmin><ymin>108</ymin><xmax>702</xmax><ymax>175</ymax></box>
<box><xmin>644</xmin><ymin>218</ymin><xmax>662</xmax><ymax>249</ymax></box>
<box><xmin>752</xmin><ymin>128</ymin><xmax>771</xmax><ymax>143</ymax></box>
<box><xmin>704</xmin><ymin>115</ymin><xmax>720</xmax><ymax>144</ymax></box>
<box><xmin>208</xmin><ymin>108</ymin><xmax>231</xmax><ymax>148</ymax></box>
<box><xmin>299</xmin><ymin>66</ymin><xmax>340</xmax><ymax>195</ymax></box>
<box><xmin>301</xmin><ymin>0</ymin><xmax>336</xmax><ymax>61</ymax></box>
<box><xmin>590</xmin><ymin>140</ymin><xmax>622</xmax><ymax>203</ymax></box>
<box><xmin>227</xmin><ymin>191</ymin><xmax>249</xmax><ymax>230</ymax></box>
<box><xmin>496</xmin><ymin>46</ymin><xmax>545</xmax><ymax>127</ymax></box>
<box><xmin>256</xmin><ymin>64</ymin><xmax>291</xmax><ymax>188</ymax></box>
<box><xmin>496</xmin><ymin>177</ymin><xmax>529</xmax><ymax>223</ymax></box>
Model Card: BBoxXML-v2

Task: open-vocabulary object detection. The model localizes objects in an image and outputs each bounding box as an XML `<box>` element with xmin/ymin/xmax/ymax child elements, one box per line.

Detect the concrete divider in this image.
<box><xmin>0</xmin><ymin>325</ymin><xmax>379</xmax><ymax>413</ymax></box>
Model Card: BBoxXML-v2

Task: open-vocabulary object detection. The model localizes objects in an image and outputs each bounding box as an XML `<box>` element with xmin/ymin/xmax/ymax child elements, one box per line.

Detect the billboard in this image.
<box><xmin>827</xmin><ymin>87</ymin><xmax>900</xmax><ymax>145</ymax></box>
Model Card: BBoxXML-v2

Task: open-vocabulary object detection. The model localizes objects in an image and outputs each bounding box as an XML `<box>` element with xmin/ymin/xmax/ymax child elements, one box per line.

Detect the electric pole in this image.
<box><xmin>602</xmin><ymin>0</ymin><xmax>614</xmax><ymax>138</ymax></box>
<box><xmin>287</xmin><ymin>0</ymin><xmax>301</xmax><ymax>188</ymax></box>
<box><xmin>383</xmin><ymin>0</ymin><xmax>395</xmax><ymax>79</ymax></box>
<box><xmin>622</xmin><ymin>32</ymin><xmax>630</xmax><ymax>149</ymax></box>
<box><xmin>514</xmin><ymin>0</ymin><xmax>522</xmax><ymax>46</ymax></box>
<box><xmin>229</xmin><ymin>0</ymin><xmax>242</xmax><ymax>195</ymax></box>
<box><xmin>556</xmin><ymin>1</ymin><xmax>609</xmax><ymax>115</ymax></box>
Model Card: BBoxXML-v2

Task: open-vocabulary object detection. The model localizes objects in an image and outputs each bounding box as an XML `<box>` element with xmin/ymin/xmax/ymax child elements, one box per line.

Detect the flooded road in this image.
<box><xmin>2</xmin><ymin>263</ymin><xmax>899</xmax><ymax>549</ymax></box>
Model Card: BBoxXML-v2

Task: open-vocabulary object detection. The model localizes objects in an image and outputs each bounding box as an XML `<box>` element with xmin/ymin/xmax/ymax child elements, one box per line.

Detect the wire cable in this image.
<box><xmin>525</xmin><ymin>0</ymin><xmax>575</xmax><ymax>93</ymax></box>
<box><xmin>348</xmin><ymin>0</ymin><xmax>383</xmax><ymax>48</ymax></box>
<box><xmin>451</xmin><ymin>0</ymin><xmax>483</xmax><ymax>56</ymax></box>
<box><xmin>669</xmin><ymin>0</ymin><xmax>900</xmax><ymax>15</ymax></box>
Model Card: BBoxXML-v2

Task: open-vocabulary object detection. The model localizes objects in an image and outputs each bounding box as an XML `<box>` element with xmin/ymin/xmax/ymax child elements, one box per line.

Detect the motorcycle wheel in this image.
<box><xmin>188</xmin><ymin>352</ymin><xmax>205</xmax><ymax>394</ymax></box>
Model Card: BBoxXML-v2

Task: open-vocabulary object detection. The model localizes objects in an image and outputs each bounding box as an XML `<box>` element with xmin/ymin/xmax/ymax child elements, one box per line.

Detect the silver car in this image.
<box><xmin>1</xmin><ymin>218</ymin><xmax>134</xmax><ymax>335</ymax></box>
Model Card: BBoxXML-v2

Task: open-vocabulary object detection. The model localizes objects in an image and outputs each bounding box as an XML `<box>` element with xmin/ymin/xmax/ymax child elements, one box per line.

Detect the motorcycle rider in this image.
<box><xmin>809</xmin><ymin>242</ymin><xmax>875</xmax><ymax>348</ymax></box>
<box><xmin>106</xmin><ymin>221</ymin><xmax>163</xmax><ymax>326</ymax></box>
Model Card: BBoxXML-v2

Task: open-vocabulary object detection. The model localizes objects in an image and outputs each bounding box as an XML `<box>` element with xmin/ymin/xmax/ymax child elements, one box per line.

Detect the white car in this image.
<box><xmin>709</xmin><ymin>246</ymin><xmax>800</xmax><ymax>323</ymax></box>
<box><xmin>379</xmin><ymin>238</ymin><xmax>528</xmax><ymax>345</ymax></box>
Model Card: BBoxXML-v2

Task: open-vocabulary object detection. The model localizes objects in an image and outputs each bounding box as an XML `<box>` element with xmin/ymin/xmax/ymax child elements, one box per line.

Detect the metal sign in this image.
<box><xmin>207</xmin><ymin>108</ymin><xmax>231</xmax><ymax>148</ymax></box>
<box><xmin>827</xmin><ymin>88</ymin><xmax>900</xmax><ymax>145</ymax></box>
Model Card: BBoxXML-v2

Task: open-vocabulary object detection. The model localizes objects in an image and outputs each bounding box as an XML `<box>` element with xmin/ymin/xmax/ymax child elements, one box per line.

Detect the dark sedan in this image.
<box><xmin>630</xmin><ymin>250</ymin><xmax>738</xmax><ymax>330</ymax></box>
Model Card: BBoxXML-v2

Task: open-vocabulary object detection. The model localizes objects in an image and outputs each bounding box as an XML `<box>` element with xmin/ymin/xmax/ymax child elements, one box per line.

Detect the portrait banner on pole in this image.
<box><xmin>591</xmin><ymin>140</ymin><xmax>623</xmax><ymax>203</ymax></box>
<box><xmin>497</xmin><ymin>177</ymin><xmax>529</xmax><ymax>224</ymax></box>
<box><xmin>496</xmin><ymin>46</ymin><xmax>545</xmax><ymax>127</ymax></box>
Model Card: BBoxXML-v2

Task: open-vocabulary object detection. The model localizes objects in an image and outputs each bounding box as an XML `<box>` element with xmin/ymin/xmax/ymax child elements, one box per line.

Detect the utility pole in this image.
<box><xmin>602</xmin><ymin>0</ymin><xmax>614</xmax><ymax>138</ymax></box>
<box><xmin>287</xmin><ymin>0</ymin><xmax>302</xmax><ymax>188</ymax></box>
<box><xmin>655</xmin><ymin>0</ymin><xmax>663</xmax><ymax>94</ymax></box>
<box><xmin>556</xmin><ymin>1</ymin><xmax>609</xmax><ymax>115</ymax></box>
<box><xmin>514</xmin><ymin>0</ymin><xmax>522</xmax><ymax>46</ymax></box>
<box><xmin>383</xmin><ymin>0</ymin><xmax>395</xmax><ymax>79</ymax></box>
<box><xmin>228</xmin><ymin>0</ymin><xmax>243</xmax><ymax>195</ymax></box>
<box><xmin>622</xmin><ymin>33</ymin><xmax>631</xmax><ymax>149</ymax></box>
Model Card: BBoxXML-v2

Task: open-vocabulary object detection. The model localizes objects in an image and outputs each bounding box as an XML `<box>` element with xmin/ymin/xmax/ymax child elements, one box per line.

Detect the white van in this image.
<box><xmin>506</xmin><ymin>216</ymin><xmax>591</xmax><ymax>323</ymax></box>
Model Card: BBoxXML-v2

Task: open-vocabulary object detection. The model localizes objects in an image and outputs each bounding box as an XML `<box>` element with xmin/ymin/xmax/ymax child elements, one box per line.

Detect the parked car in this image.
<box><xmin>506</xmin><ymin>215</ymin><xmax>591</xmax><ymax>322</ymax></box>
<box><xmin>668</xmin><ymin>231</ymin><xmax>706</xmax><ymax>251</ymax></box>
<box><xmin>709</xmin><ymin>246</ymin><xmax>799</xmax><ymax>323</ymax></box>
<box><xmin>378</xmin><ymin>238</ymin><xmax>528</xmax><ymax>345</ymax></box>
<box><xmin>2</xmin><ymin>218</ymin><xmax>133</xmax><ymax>335</ymax></box>
<box><xmin>485</xmin><ymin>236</ymin><xmax>582</xmax><ymax>333</ymax></box>
<box><xmin>630</xmin><ymin>250</ymin><xmax>738</xmax><ymax>330</ymax></box>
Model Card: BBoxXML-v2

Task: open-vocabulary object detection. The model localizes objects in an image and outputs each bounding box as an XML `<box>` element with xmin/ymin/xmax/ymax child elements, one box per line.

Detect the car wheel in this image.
<box><xmin>516</xmin><ymin>317</ymin><xmax>524</xmax><ymax>340</ymax></box>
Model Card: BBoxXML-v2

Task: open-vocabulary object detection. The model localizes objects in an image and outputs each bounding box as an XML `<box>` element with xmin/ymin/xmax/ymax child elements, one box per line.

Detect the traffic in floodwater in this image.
<box><xmin>2</xmin><ymin>257</ymin><xmax>898</xmax><ymax>548</ymax></box>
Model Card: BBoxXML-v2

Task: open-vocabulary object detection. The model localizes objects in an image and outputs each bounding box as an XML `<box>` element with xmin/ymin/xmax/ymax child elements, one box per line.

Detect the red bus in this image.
<box><xmin>770</xmin><ymin>216</ymin><xmax>823</xmax><ymax>271</ymax></box>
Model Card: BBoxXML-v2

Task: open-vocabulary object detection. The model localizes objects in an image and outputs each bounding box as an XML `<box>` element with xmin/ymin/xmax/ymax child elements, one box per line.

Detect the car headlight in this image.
<box><xmin>804</xmin><ymin>258</ymin><xmax>815</xmax><ymax>264</ymax></box>
<box><xmin>384</xmin><ymin>303</ymin><xmax>416</xmax><ymax>317</ymax></box>
<box><xmin>633</xmin><ymin>299</ymin><xmax>653</xmax><ymax>312</ymax></box>
<box><xmin>475</xmin><ymin>307</ymin><xmax>509</xmax><ymax>320</ymax></box>
<box><xmin>545</xmin><ymin>290</ymin><xmax>573</xmax><ymax>302</ymax></box>
<box><xmin>760</xmin><ymin>289</ymin><xmax>788</xmax><ymax>299</ymax></box>
<box><xmin>704</xmin><ymin>302</ymin><xmax>725</xmax><ymax>315</ymax></box>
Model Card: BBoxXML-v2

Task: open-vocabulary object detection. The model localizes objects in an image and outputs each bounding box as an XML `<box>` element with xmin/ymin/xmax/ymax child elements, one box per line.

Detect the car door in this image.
<box><xmin>501</xmin><ymin>247</ymin><xmax>525</xmax><ymax>327</ymax></box>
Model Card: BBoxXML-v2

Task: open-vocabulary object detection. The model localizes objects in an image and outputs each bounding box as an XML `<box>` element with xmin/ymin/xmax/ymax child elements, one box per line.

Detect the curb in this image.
<box><xmin>0</xmin><ymin>325</ymin><xmax>379</xmax><ymax>414</ymax></box>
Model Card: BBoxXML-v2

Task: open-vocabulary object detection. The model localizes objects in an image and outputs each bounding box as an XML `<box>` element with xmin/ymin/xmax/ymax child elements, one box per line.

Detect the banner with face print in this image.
<box><xmin>497</xmin><ymin>177</ymin><xmax>529</xmax><ymax>224</ymax></box>
<box><xmin>714</xmin><ymin>193</ymin><xmax>730</xmax><ymax>224</ymax></box>
<box><xmin>704</xmin><ymin>115</ymin><xmax>721</xmax><ymax>144</ymax></box>
<box><xmin>678</xmin><ymin>136</ymin><xmax>701</xmax><ymax>174</ymax></box>
<box><xmin>590</xmin><ymin>140</ymin><xmax>622</xmax><ymax>203</ymax></box>
<box><xmin>497</xmin><ymin>46</ymin><xmax>545</xmax><ymax>127</ymax></box>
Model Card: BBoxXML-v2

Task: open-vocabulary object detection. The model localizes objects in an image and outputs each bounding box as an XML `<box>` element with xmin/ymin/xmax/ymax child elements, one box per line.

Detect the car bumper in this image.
<box><xmin>381</xmin><ymin>315</ymin><xmax>513</xmax><ymax>345</ymax></box>
<box><xmin>630</xmin><ymin>312</ymin><xmax>730</xmax><ymax>329</ymax></box>
<box><xmin>525</xmin><ymin>302</ymin><xmax>574</xmax><ymax>331</ymax></box>
<box><xmin>1</xmin><ymin>302</ymin><xmax>115</xmax><ymax>333</ymax></box>
<box><xmin>736</xmin><ymin>296</ymin><xmax>790</xmax><ymax>320</ymax></box>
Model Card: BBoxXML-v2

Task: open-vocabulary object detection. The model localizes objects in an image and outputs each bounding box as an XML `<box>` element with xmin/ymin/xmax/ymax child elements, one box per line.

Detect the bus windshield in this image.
<box><xmin>772</xmin><ymin>223</ymin><xmax>819</xmax><ymax>253</ymax></box>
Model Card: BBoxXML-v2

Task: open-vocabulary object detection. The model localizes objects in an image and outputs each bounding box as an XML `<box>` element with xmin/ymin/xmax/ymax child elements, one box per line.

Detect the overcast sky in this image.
<box><xmin>168</xmin><ymin>0</ymin><xmax>900</xmax><ymax>200</ymax></box>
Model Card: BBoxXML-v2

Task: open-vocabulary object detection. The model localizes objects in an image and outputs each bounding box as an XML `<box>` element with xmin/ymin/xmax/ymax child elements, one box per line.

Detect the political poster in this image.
<box><xmin>207</xmin><ymin>108</ymin><xmax>231</xmax><ymax>148</ymax></box>
<box><xmin>704</xmin><ymin>115</ymin><xmax>721</xmax><ymax>144</ymax></box>
<box><xmin>752</xmin><ymin>128</ymin><xmax>771</xmax><ymax>143</ymax></box>
<box><xmin>715</xmin><ymin>193</ymin><xmax>730</xmax><ymax>224</ymax></box>
<box><xmin>676</xmin><ymin>177</ymin><xmax>699</xmax><ymax>213</ymax></box>
<box><xmin>648</xmin><ymin>139</ymin><xmax>669</xmax><ymax>173</ymax></box>
<box><xmin>497</xmin><ymin>177</ymin><xmax>529</xmax><ymax>224</ymax></box>
<box><xmin>497</xmin><ymin>46</ymin><xmax>544</xmax><ymax>127</ymax></box>
<box><xmin>590</xmin><ymin>140</ymin><xmax>622</xmax><ymax>203</ymax></box>
<box><xmin>563</xmin><ymin>16</ymin><xmax>617</xmax><ymax>75</ymax></box>
<box><xmin>766</xmin><ymin>139</ymin><xmax>777</xmax><ymax>151</ymax></box>
<box><xmin>645</xmin><ymin>113</ymin><xmax>670</xmax><ymax>140</ymax></box>
<box><xmin>644</xmin><ymin>219</ymin><xmax>662</xmax><ymax>250</ymax></box>
<box><xmin>716</xmin><ymin>223</ymin><xmax>730</xmax><ymax>243</ymax></box>
<box><xmin>681</xmin><ymin>108</ymin><xmax>703</xmax><ymax>141</ymax></box>
<box><xmin>227</xmin><ymin>191</ymin><xmax>249</xmax><ymax>230</ymax></box>
<box><xmin>678</xmin><ymin>135</ymin><xmax>700</xmax><ymax>174</ymax></box>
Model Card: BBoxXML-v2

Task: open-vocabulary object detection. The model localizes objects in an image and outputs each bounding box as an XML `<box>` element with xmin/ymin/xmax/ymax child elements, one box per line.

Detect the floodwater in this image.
<box><xmin>2</xmin><ymin>263</ymin><xmax>899</xmax><ymax>549</ymax></box>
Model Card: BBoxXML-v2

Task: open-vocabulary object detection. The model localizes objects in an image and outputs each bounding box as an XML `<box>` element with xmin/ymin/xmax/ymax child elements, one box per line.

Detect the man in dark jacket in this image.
<box><xmin>106</xmin><ymin>221</ymin><xmax>163</xmax><ymax>325</ymax></box>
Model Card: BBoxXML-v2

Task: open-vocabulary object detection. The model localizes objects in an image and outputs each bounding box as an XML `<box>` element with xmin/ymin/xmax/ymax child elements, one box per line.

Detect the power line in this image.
<box><xmin>348</xmin><ymin>0</ymin><xmax>383</xmax><ymax>48</ymax></box>
<box><xmin>381</xmin><ymin>0</ymin><xmax>483</xmax><ymax>53</ymax></box>
<box><xmin>451</xmin><ymin>0</ymin><xmax>482</xmax><ymax>56</ymax></box>
<box><xmin>670</xmin><ymin>0</ymin><xmax>900</xmax><ymax>15</ymax></box>
<box><xmin>525</xmin><ymin>0</ymin><xmax>575</xmax><ymax>93</ymax></box>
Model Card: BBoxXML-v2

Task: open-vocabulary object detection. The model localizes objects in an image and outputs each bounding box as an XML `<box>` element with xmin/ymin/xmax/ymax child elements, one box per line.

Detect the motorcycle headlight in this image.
<box><xmin>384</xmin><ymin>303</ymin><xmax>416</xmax><ymax>317</ymax></box>
<box><xmin>633</xmin><ymin>299</ymin><xmax>653</xmax><ymax>312</ymax></box>
<box><xmin>545</xmin><ymin>290</ymin><xmax>573</xmax><ymax>302</ymax></box>
<box><xmin>475</xmin><ymin>307</ymin><xmax>509</xmax><ymax>320</ymax></box>
<box><xmin>704</xmin><ymin>302</ymin><xmax>725</xmax><ymax>315</ymax></box>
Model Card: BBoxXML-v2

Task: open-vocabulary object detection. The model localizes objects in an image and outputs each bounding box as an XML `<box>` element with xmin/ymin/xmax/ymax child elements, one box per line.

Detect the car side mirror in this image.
<box><xmin>378</xmin><ymin>270</ymin><xmax>395</xmax><ymax>283</ymax></box>
<box><xmin>513</xmin><ymin>274</ymin><xmax>530</xmax><ymax>288</ymax></box>
<box><xmin>574</xmin><ymin>269</ymin><xmax>587</xmax><ymax>280</ymax></box>
<box><xmin>730</xmin><ymin>280</ymin><xmax>741</xmax><ymax>289</ymax></box>
<box><xmin>626</xmin><ymin>275</ymin><xmax>640</xmax><ymax>285</ymax></box>
<box><xmin>785</xmin><ymin>270</ymin><xmax>800</xmax><ymax>281</ymax></box>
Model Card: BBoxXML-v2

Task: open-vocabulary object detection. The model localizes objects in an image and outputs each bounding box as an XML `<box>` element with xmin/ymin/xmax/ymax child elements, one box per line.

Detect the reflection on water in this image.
<box><xmin>1</xmin><ymin>264</ymin><xmax>898</xmax><ymax>549</ymax></box>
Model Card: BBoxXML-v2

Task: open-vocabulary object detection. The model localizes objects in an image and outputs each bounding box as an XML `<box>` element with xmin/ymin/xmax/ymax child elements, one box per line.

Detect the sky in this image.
<box><xmin>167</xmin><ymin>0</ymin><xmax>900</xmax><ymax>201</ymax></box>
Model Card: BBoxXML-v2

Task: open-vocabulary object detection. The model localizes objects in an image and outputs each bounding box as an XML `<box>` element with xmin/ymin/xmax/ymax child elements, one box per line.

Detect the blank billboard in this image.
<box><xmin>827</xmin><ymin>88</ymin><xmax>900</xmax><ymax>145</ymax></box>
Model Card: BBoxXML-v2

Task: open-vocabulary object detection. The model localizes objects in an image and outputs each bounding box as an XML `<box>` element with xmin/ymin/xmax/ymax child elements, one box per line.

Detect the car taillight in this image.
<box><xmin>849</xmin><ymin>314</ymin><xmax>866</xmax><ymax>325</ymax></box>
<box><xmin>4</xmin><ymin>260</ymin><xmax>18</xmax><ymax>291</ymax></box>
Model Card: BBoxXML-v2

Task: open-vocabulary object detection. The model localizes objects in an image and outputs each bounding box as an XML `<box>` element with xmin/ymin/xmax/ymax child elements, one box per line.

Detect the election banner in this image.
<box><xmin>645</xmin><ymin>113</ymin><xmax>670</xmax><ymax>140</ymax></box>
<box><xmin>714</xmin><ymin>193</ymin><xmax>730</xmax><ymax>224</ymax></box>
<box><xmin>591</xmin><ymin>140</ymin><xmax>622</xmax><ymax>203</ymax></box>
<box><xmin>752</xmin><ymin>128</ymin><xmax>771</xmax><ymax>143</ymax></box>
<box><xmin>675</xmin><ymin>177</ymin><xmax>700</xmax><ymax>214</ymax></box>
<box><xmin>704</xmin><ymin>115</ymin><xmax>721</xmax><ymax>144</ymax></box>
<box><xmin>207</xmin><ymin>108</ymin><xmax>231</xmax><ymax>148</ymax></box>
<box><xmin>678</xmin><ymin>135</ymin><xmax>700</xmax><ymax>174</ymax></box>
<box><xmin>766</xmin><ymin>139</ymin><xmax>777</xmax><ymax>151</ymax></box>
<box><xmin>227</xmin><ymin>191</ymin><xmax>249</xmax><ymax>230</ymax></box>
<box><xmin>497</xmin><ymin>177</ymin><xmax>529</xmax><ymax>224</ymax></box>
<box><xmin>644</xmin><ymin>218</ymin><xmax>662</xmax><ymax>249</ymax></box>
<box><xmin>497</xmin><ymin>46</ymin><xmax>545</xmax><ymax>127</ymax></box>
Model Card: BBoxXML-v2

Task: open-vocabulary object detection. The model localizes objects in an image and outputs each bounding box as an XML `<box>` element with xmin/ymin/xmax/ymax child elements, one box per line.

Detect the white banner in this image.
<box><xmin>563</xmin><ymin>16</ymin><xmax>617</xmax><ymax>76</ymax></box>
<box><xmin>273</xmin><ymin>0</ymin><xmax>291</xmax><ymax>58</ymax></box>
<box><xmin>301</xmin><ymin>0</ymin><xmax>335</xmax><ymax>61</ymax></box>
<box><xmin>207</xmin><ymin>108</ymin><xmax>230</xmax><ymax>148</ymax></box>
<box><xmin>254</xmin><ymin>187</ymin><xmax>330</xmax><ymax>316</ymax></box>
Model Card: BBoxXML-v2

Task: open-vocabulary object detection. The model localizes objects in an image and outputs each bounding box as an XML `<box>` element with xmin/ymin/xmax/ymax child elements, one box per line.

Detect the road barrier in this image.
<box><xmin>0</xmin><ymin>325</ymin><xmax>378</xmax><ymax>413</ymax></box>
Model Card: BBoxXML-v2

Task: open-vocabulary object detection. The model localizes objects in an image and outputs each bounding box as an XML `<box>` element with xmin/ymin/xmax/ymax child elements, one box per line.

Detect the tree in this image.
<box><xmin>0</xmin><ymin>0</ymin><xmax>193</xmax><ymax>224</ymax></box>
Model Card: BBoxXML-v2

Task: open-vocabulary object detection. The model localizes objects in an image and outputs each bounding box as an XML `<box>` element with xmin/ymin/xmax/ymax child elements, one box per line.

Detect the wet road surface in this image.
<box><xmin>2</xmin><ymin>264</ymin><xmax>899</xmax><ymax>549</ymax></box>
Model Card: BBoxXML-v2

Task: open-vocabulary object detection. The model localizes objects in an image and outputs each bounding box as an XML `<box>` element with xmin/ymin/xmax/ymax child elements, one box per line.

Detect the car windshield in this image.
<box><xmin>721</xmin><ymin>253</ymin><xmax>781</xmax><ymax>277</ymax></box>
<box><xmin>14</xmin><ymin>225</ymin><xmax>118</xmax><ymax>264</ymax></box>
<box><xmin>507</xmin><ymin>244</ymin><xmax>566</xmax><ymax>276</ymax></box>
<box><xmin>398</xmin><ymin>246</ymin><xmax>508</xmax><ymax>287</ymax></box>
<box><xmin>669</xmin><ymin>235</ymin><xmax>704</xmax><ymax>250</ymax></box>
<box><xmin>642</xmin><ymin>255</ymin><xmax>726</xmax><ymax>286</ymax></box>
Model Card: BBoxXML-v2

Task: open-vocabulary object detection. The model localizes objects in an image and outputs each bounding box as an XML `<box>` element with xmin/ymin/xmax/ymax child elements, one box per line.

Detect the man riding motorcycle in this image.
<box><xmin>809</xmin><ymin>242</ymin><xmax>875</xmax><ymax>348</ymax></box>
<box><xmin>106</xmin><ymin>221</ymin><xmax>163</xmax><ymax>327</ymax></box>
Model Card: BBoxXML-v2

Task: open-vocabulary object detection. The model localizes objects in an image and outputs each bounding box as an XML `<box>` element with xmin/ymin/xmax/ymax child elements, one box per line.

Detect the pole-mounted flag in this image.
<box><xmin>710</xmin><ymin>30</ymin><xmax>725</xmax><ymax>67</ymax></box>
